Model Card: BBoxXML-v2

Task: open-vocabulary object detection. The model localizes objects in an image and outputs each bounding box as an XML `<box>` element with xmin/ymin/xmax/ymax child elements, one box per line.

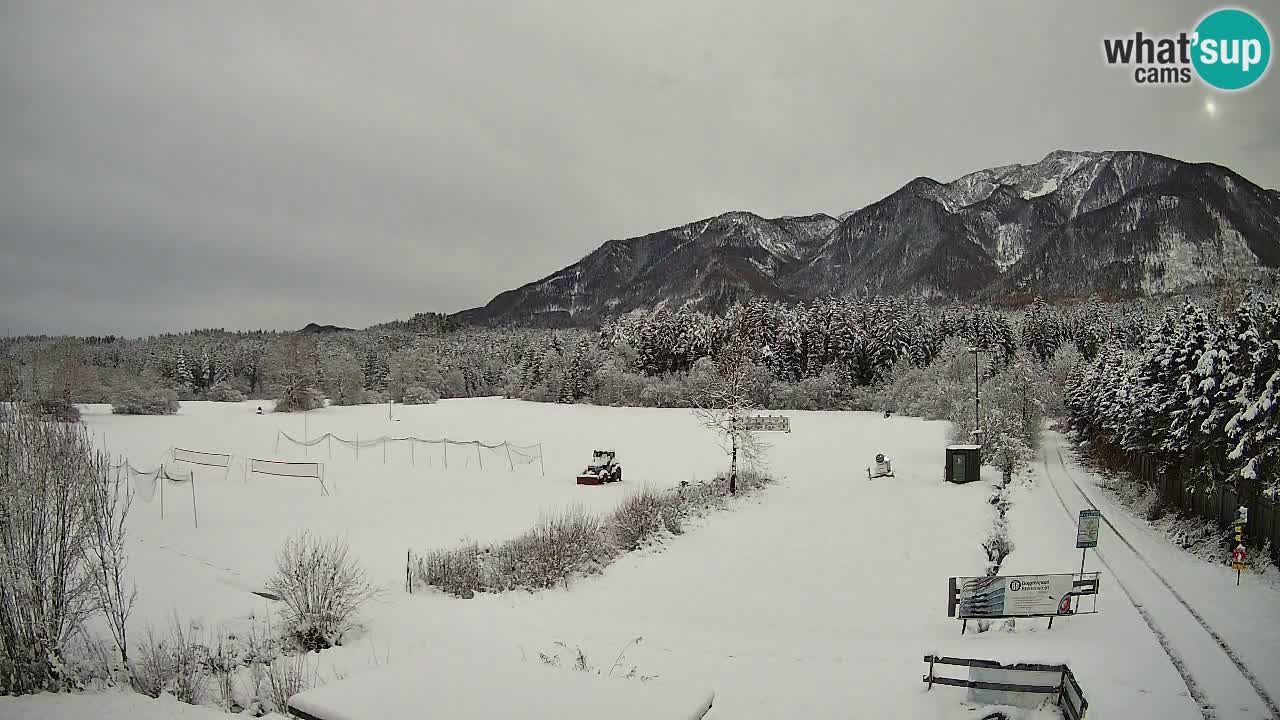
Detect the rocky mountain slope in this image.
<box><xmin>459</xmin><ymin>150</ymin><xmax>1280</xmax><ymax>325</ymax></box>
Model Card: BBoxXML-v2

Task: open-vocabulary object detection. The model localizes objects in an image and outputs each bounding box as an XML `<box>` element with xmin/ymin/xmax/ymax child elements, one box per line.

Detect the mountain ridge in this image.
<box><xmin>457</xmin><ymin>150</ymin><xmax>1280</xmax><ymax>326</ymax></box>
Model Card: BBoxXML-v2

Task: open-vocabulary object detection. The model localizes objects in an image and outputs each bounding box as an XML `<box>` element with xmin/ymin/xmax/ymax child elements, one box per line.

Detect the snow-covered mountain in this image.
<box><xmin>460</xmin><ymin>151</ymin><xmax>1280</xmax><ymax>325</ymax></box>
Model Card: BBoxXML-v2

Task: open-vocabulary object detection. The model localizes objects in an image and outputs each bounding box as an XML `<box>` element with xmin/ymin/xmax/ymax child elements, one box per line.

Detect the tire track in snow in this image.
<box><xmin>1041</xmin><ymin>453</ymin><xmax>1212</xmax><ymax>718</ymax></box>
<box><xmin>1045</xmin><ymin>446</ymin><xmax>1279</xmax><ymax>719</ymax></box>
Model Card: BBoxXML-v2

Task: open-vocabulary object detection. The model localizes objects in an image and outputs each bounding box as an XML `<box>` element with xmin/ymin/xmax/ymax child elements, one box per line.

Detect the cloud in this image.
<box><xmin>2</xmin><ymin>1</ymin><xmax>1277</xmax><ymax>336</ymax></box>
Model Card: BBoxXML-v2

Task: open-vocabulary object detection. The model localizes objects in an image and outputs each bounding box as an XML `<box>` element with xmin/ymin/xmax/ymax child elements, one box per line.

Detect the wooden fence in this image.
<box><xmin>1132</xmin><ymin>453</ymin><xmax>1280</xmax><ymax>558</ymax></box>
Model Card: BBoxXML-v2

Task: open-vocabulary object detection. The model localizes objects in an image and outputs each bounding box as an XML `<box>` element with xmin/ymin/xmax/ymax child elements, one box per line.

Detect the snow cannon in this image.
<box><xmin>576</xmin><ymin>449</ymin><xmax>622</xmax><ymax>485</ymax></box>
<box><xmin>867</xmin><ymin>453</ymin><xmax>894</xmax><ymax>480</ymax></box>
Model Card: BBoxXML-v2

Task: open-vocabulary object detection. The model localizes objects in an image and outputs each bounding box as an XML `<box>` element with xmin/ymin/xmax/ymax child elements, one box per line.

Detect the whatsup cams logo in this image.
<box><xmin>1103</xmin><ymin>7</ymin><xmax>1271</xmax><ymax>90</ymax></box>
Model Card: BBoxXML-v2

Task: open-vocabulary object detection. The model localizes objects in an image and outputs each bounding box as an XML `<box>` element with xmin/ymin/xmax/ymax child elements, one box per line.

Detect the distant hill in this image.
<box><xmin>299</xmin><ymin>322</ymin><xmax>355</xmax><ymax>335</ymax></box>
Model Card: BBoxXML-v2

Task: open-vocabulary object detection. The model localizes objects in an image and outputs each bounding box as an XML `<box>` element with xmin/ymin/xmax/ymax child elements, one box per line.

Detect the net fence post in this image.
<box><xmin>356</xmin><ymin>432</ymin><xmax>360</xmax><ymax>461</ymax></box>
<box><xmin>538</xmin><ymin>444</ymin><xmax>545</xmax><ymax>476</ymax></box>
<box><xmin>191</xmin><ymin>473</ymin><xmax>199</xmax><ymax>529</ymax></box>
<box><xmin>443</xmin><ymin>440</ymin><xmax>449</xmax><ymax>469</ymax></box>
<box><xmin>475</xmin><ymin>441</ymin><xmax>482</xmax><ymax>469</ymax></box>
<box><xmin>505</xmin><ymin>442</ymin><xmax>514</xmax><ymax>471</ymax></box>
<box><xmin>411</xmin><ymin>438</ymin><xmax>415</xmax><ymax>467</ymax></box>
<box><xmin>159</xmin><ymin>467</ymin><xmax>165</xmax><ymax>520</ymax></box>
<box><xmin>328</xmin><ymin>434</ymin><xmax>332</xmax><ymax>460</ymax></box>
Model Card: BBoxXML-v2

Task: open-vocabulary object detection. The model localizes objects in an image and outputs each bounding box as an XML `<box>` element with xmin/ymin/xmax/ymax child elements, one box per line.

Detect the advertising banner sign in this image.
<box><xmin>955</xmin><ymin>574</ymin><xmax>1078</xmax><ymax>619</ymax></box>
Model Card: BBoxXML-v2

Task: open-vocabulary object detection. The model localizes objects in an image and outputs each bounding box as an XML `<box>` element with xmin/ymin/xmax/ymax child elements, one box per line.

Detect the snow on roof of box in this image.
<box><xmin>287</xmin><ymin>655</ymin><xmax>714</xmax><ymax>720</ymax></box>
<box><xmin>947</xmin><ymin>444</ymin><xmax>982</xmax><ymax>450</ymax></box>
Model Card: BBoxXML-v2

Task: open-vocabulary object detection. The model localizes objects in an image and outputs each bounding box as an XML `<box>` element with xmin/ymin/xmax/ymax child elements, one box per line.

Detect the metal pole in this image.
<box><xmin>538</xmin><ymin>444</ymin><xmax>545</xmax><ymax>476</ymax></box>
<box><xmin>159</xmin><ymin>468</ymin><xmax>165</xmax><ymax>519</ymax></box>
<box><xmin>505</xmin><ymin>443</ymin><xmax>514</xmax><ymax>471</ymax></box>
<box><xmin>356</xmin><ymin>432</ymin><xmax>359</xmax><ymax>461</ymax></box>
<box><xmin>328</xmin><ymin>434</ymin><xmax>332</xmax><ymax>460</ymax></box>
<box><xmin>191</xmin><ymin>474</ymin><xmax>199</xmax><ymax>529</ymax></box>
<box><xmin>973</xmin><ymin>349</ymin><xmax>980</xmax><ymax>434</ymax></box>
<box><xmin>411</xmin><ymin>438</ymin><xmax>415</xmax><ymax>466</ymax></box>
<box><xmin>1080</xmin><ymin>548</ymin><xmax>1086</xmax><ymax>576</ymax></box>
<box><xmin>443</xmin><ymin>441</ymin><xmax>448</xmax><ymax>469</ymax></box>
<box><xmin>475</xmin><ymin>442</ymin><xmax>482</xmax><ymax>469</ymax></box>
<box><xmin>407</xmin><ymin>549</ymin><xmax>412</xmax><ymax>594</ymax></box>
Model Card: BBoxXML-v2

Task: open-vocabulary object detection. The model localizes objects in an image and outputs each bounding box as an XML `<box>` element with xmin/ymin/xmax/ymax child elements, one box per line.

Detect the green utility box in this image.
<box><xmin>945</xmin><ymin>445</ymin><xmax>982</xmax><ymax>484</ymax></box>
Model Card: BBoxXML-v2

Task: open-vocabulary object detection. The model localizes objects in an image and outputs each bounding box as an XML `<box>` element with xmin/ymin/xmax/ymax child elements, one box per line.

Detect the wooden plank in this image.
<box><xmin>925</xmin><ymin>676</ymin><xmax>1061</xmax><ymax>694</ymax></box>
<box><xmin>925</xmin><ymin>655</ymin><xmax>1066</xmax><ymax>673</ymax></box>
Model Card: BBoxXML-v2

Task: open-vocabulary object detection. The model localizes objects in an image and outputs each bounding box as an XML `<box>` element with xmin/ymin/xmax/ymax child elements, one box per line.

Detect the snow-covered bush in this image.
<box><xmin>206</xmin><ymin>381</ymin><xmax>247</xmax><ymax>403</ymax></box>
<box><xmin>130</xmin><ymin>617</ymin><xmax>204</xmax><ymax>704</ymax></box>
<box><xmin>0</xmin><ymin>411</ymin><xmax>115</xmax><ymax>693</ymax></box>
<box><xmin>414</xmin><ymin>470</ymin><xmax>773</xmax><ymax>598</ymax></box>
<box><xmin>401</xmin><ymin>385</ymin><xmax>439</xmax><ymax>405</ymax></box>
<box><xmin>486</xmin><ymin>508</ymin><xmax>613</xmax><ymax>591</ymax></box>
<box><xmin>416</xmin><ymin>542</ymin><xmax>484</xmax><ymax>597</ymax></box>
<box><xmin>29</xmin><ymin>396</ymin><xmax>81</xmax><ymax>423</ymax></box>
<box><xmin>111</xmin><ymin>381</ymin><xmax>180</xmax><ymax>415</ymax></box>
<box><xmin>264</xmin><ymin>653</ymin><xmax>321</xmax><ymax>715</ymax></box>
<box><xmin>265</xmin><ymin>533</ymin><xmax>380</xmax><ymax>651</ymax></box>
<box><xmin>610</xmin><ymin>486</ymin><xmax>681</xmax><ymax>551</ymax></box>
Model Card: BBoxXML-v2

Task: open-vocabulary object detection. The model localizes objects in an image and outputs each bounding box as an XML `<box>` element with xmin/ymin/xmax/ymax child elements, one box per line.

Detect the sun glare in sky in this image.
<box><xmin>1204</xmin><ymin>98</ymin><xmax>1218</xmax><ymax>117</ymax></box>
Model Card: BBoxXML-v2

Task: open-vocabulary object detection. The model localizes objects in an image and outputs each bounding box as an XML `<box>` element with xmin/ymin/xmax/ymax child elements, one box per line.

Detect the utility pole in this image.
<box><xmin>967</xmin><ymin>346</ymin><xmax>987</xmax><ymax>443</ymax></box>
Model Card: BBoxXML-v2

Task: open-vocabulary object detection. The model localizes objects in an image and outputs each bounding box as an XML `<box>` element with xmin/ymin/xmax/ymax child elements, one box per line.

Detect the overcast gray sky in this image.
<box><xmin>3</xmin><ymin>1</ymin><xmax>1278</xmax><ymax>337</ymax></box>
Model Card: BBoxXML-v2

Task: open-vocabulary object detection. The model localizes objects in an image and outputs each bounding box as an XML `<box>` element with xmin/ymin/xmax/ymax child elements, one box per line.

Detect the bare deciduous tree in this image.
<box><xmin>84</xmin><ymin>464</ymin><xmax>137</xmax><ymax>664</ymax></box>
<box><xmin>266</xmin><ymin>336</ymin><xmax>323</xmax><ymax>412</ymax></box>
<box><xmin>692</xmin><ymin>336</ymin><xmax>769</xmax><ymax>495</ymax></box>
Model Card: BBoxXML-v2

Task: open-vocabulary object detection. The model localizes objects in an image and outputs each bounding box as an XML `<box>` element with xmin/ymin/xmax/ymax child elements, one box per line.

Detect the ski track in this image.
<box><xmin>1042</xmin><ymin>441</ymin><xmax>1279</xmax><ymax>720</ymax></box>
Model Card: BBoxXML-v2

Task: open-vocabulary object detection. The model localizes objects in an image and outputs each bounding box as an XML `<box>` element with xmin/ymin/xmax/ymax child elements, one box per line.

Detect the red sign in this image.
<box><xmin>1232</xmin><ymin>547</ymin><xmax>1246</xmax><ymax>563</ymax></box>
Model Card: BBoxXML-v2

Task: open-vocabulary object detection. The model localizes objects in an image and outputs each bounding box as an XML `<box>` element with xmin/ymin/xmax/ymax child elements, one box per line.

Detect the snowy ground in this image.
<box><xmin>5</xmin><ymin>399</ymin><xmax>1277</xmax><ymax>718</ymax></box>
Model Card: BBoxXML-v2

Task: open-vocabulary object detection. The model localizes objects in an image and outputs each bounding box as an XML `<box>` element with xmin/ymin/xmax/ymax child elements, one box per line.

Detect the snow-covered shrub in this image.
<box><xmin>0</xmin><ymin>411</ymin><xmax>110</xmax><ymax>693</ymax></box>
<box><xmin>111</xmin><ymin>381</ymin><xmax>180</xmax><ymax>415</ymax></box>
<box><xmin>130</xmin><ymin>617</ymin><xmax>205</xmax><ymax>704</ymax></box>
<box><xmin>264</xmin><ymin>653</ymin><xmax>321</xmax><ymax>715</ymax></box>
<box><xmin>610</xmin><ymin>486</ymin><xmax>679</xmax><ymax>551</ymax></box>
<box><xmin>414</xmin><ymin>471</ymin><xmax>773</xmax><ymax>598</ymax></box>
<box><xmin>265</xmin><ymin>533</ymin><xmax>380</xmax><ymax>651</ymax></box>
<box><xmin>416</xmin><ymin>542</ymin><xmax>484</xmax><ymax>598</ymax></box>
<box><xmin>401</xmin><ymin>385</ymin><xmax>439</xmax><ymax>405</ymax></box>
<box><xmin>486</xmin><ymin>508</ymin><xmax>613</xmax><ymax>591</ymax></box>
<box><xmin>206</xmin><ymin>382</ymin><xmax>246</xmax><ymax>403</ymax></box>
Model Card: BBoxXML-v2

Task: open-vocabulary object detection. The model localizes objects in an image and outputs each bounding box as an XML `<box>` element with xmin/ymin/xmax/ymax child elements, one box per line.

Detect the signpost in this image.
<box><xmin>1075</xmin><ymin>509</ymin><xmax>1101</xmax><ymax>574</ymax></box>
<box><xmin>1232</xmin><ymin>546</ymin><xmax>1247</xmax><ymax>585</ymax></box>
<box><xmin>1232</xmin><ymin>506</ymin><xmax>1248</xmax><ymax>586</ymax></box>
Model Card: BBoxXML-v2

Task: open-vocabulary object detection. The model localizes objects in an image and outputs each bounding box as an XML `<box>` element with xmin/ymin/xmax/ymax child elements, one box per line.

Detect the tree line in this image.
<box><xmin>0</xmin><ymin>295</ymin><xmax>1176</xmax><ymax>419</ymax></box>
<box><xmin>1066</xmin><ymin>293</ymin><xmax>1280</xmax><ymax>497</ymax></box>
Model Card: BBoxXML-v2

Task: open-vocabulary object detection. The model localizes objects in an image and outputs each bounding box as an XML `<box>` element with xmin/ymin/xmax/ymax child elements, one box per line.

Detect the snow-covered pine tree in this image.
<box><xmin>1225</xmin><ymin>295</ymin><xmax>1280</xmax><ymax>493</ymax></box>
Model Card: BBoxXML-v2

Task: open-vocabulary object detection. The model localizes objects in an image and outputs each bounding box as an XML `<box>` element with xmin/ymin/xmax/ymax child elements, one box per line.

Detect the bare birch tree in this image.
<box><xmin>692</xmin><ymin>336</ymin><xmax>768</xmax><ymax>495</ymax></box>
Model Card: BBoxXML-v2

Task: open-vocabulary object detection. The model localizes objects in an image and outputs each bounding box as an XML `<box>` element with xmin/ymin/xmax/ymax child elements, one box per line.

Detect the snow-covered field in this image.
<box><xmin>4</xmin><ymin>399</ymin><xmax>1277</xmax><ymax>719</ymax></box>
